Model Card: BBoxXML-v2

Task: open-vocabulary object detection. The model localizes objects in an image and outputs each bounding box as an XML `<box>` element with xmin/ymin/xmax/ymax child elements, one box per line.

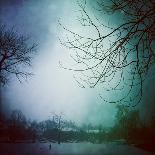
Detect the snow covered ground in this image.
<box><xmin>0</xmin><ymin>142</ymin><xmax>154</xmax><ymax>155</ymax></box>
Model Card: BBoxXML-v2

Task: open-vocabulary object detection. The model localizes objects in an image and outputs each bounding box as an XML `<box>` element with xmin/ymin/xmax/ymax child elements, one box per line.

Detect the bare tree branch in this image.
<box><xmin>60</xmin><ymin>0</ymin><xmax>155</xmax><ymax>106</ymax></box>
<box><xmin>0</xmin><ymin>24</ymin><xmax>37</xmax><ymax>85</ymax></box>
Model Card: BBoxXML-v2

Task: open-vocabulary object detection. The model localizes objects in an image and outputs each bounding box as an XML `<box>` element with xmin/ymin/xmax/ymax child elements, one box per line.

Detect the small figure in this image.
<box><xmin>49</xmin><ymin>143</ymin><xmax>51</xmax><ymax>150</ymax></box>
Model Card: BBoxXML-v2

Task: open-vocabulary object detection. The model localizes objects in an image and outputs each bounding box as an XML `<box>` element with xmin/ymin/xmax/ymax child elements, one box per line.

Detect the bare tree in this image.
<box><xmin>52</xmin><ymin>113</ymin><xmax>66</xmax><ymax>144</ymax></box>
<box><xmin>11</xmin><ymin>109</ymin><xmax>27</xmax><ymax>127</ymax></box>
<box><xmin>60</xmin><ymin>0</ymin><xmax>155</xmax><ymax>106</ymax></box>
<box><xmin>0</xmin><ymin>24</ymin><xmax>37</xmax><ymax>85</ymax></box>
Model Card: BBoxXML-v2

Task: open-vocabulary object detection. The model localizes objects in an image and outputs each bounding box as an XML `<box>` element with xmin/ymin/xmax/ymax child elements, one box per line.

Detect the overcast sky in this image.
<box><xmin>1</xmin><ymin>0</ymin><xmax>155</xmax><ymax>126</ymax></box>
<box><xmin>0</xmin><ymin>0</ymin><xmax>117</xmax><ymax>126</ymax></box>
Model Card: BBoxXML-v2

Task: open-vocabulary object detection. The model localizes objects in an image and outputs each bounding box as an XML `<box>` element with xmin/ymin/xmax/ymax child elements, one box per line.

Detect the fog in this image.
<box><xmin>1</xmin><ymin>0</ymin><xmax>154</xmax><ymax>127</ymax></box>
<box><xmin>0</xmin><ymin>0</ymin><xmax>117</xmax><ymax>126</ymax></box>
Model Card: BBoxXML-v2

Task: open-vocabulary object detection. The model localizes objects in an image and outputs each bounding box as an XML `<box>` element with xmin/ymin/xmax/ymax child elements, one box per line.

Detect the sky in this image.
<box><xmin>1</xmin><ymin>0</ymin><xmax>155</xmax><ymax>127</ymax></box>
<box><xmin>0</xmin><ymin>0</ymin><xmax>117</xmax><ymax>126</ymax></box>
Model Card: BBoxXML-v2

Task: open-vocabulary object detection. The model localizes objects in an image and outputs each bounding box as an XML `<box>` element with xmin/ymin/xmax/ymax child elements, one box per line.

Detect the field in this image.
<box><xmin>0</xmin><ymin>142</ymin><xmax>154</xmax><ymax>155</ymax></box>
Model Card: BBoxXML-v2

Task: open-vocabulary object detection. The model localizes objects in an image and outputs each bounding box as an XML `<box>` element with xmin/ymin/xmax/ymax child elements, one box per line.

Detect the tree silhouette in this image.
<box><xmin>11</xmin><ymin>109</ymin><xmax>27</xmax><ymax>128</ymax></box>
<box><xmin>0</xmin><ymin>24</ymin><xmax>37</xmax><ymax>85</ymax></box>
<box><xmin>61</xmin><ymin>0</ymin><xmax>155</xmax><ymax>106</ymax></box>
<box><xmin>50</xmin><ymin>113</ymin><xmax>66</xmax><ymax>144</ymax></box>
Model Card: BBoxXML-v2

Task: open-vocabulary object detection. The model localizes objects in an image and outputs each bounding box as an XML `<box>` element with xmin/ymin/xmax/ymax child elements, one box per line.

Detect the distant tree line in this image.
<box><xmin>0</xmin><ymin>107</ymin><xmax>155</xmax><ymax>145</ymax></box>
<box><xmin>0</xmin><ymin>110</ymin><xmax>36</xmax><ymax>142</ymax></box>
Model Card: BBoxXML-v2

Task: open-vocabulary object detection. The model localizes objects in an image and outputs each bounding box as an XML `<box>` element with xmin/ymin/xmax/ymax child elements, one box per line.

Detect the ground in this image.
<box><xmin>0</xmin><ymin>142</ymin><xmax>154</xmax><ymax>155</ymax></box>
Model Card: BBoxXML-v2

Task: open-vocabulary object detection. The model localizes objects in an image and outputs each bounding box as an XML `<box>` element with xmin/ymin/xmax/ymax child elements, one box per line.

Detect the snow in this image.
<box><xmin>0</xmin><ymin>142</ymin><xmax>154</xmax><ymax>155</ymax></box>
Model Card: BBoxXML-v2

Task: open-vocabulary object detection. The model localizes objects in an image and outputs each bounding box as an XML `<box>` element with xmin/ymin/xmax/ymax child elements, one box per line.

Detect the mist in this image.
<box><xmin>0</xmin><ymin>0</ymin><xmax>117</xmax><ymax>127</ymax></box>
<box><xmin>1</xmin><ymin>0</ymin><xmax>155</xmax><ymax>128</ymax></box>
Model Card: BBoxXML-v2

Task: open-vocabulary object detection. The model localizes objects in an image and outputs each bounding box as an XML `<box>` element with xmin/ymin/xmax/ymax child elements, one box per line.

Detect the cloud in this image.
<box><xmin>1</xmin><ymin>0</ymin><xmax>117</xmax><ymax>126</ymax></box>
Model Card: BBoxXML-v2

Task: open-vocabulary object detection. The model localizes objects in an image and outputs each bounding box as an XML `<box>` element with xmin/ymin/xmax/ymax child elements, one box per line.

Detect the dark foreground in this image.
<box><xmin>0</xmin><ymin>142</ymin><xmax>154</xmax><ymax>155</ymax></box>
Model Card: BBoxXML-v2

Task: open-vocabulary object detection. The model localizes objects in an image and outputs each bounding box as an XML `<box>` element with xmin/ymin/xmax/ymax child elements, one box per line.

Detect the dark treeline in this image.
<box><xmin>0</xmin><ymin>106</ymin><xmax>155</xmax><ymax>145</ymax></box>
